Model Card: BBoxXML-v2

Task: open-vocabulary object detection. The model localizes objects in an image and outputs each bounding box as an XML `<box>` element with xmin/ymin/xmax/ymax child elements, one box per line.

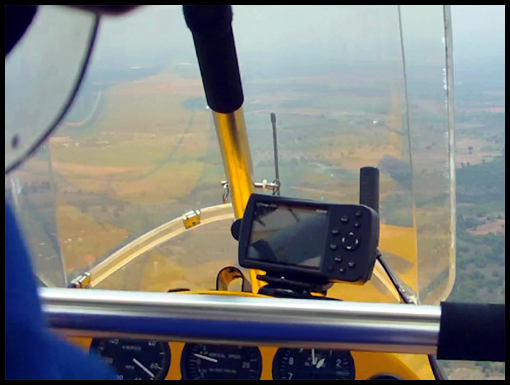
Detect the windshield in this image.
<box><xmin>5</xmin><ymin>5</ymin><xmax>455</xmax><ymax>305</ymax></box>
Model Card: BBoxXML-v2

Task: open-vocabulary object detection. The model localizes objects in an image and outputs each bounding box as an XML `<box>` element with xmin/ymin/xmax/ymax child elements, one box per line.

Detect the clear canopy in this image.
<box><xmin>5</xmin><ymin>5</ymin><xmax>455</xmax><ymax>305</ymax></box>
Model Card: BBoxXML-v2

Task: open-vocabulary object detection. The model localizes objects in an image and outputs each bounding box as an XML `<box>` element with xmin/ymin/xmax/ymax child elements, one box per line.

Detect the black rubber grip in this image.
<box><xmin>360</xmin><ymin>167</ymin><xmax>380</xmax><ymax>214</ymax></box>
<box><xmin>183</xmin><ymin>5</ymin><xmax>244</xmax><ymax>114</ymax></box>
<box><xmin>438</xmin><ymin>302</ymin><xmax>505</xmax><ymax>362</ymax></box>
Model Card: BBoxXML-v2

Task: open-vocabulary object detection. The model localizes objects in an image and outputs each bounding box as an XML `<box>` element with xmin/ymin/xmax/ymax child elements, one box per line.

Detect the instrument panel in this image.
<box><xmin>181</xmin><ymin>344</ymin><xmax>262</xmax><ymax>380</ymax></box>
<box><xmin>272</xmin><ymin>348</ymin><xmax>355</xmax><ymax>380</ymax></box>
<box><xmin>71</xmin><ymin>337</ymin><xmax>424</xmax><ymax>380</ymax></box>
<box><xmin>90</xmin><ymin>339</ymin><xmax>171</xmax><ymax>380</ymax></box>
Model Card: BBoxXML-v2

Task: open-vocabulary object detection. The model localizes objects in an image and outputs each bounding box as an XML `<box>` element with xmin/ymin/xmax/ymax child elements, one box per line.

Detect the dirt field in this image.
<box><xmin>456</xmin><ymin>137</ymin><xmax>502</xmax><ymax>166</ymax></box>
<box><xmin>50</xmin><ymin>71</ymin><xmax>211</xmax><ymax>205</ymax></box>
<box><xmin>457</xmin><ymin>106</ymin><xmax>505</xmax><ymax>114</ymax></box>
<box><xmin>468</xmin><ymin>219</ymin><xmax>506</xmax><ymax>235</ymax></box>
<box><xmin>121</xmin><ymin>72</ymin><xmax>205</xmax><ymax>98</ymax></box>
<box><xmin>56</xmin><ymin>202</ymin><xmax>129</xmax><ymax>272</ymax></box>
<box><xmin>52</xmin><ymin>162</ymin><xmax>138</xmax><ymax>177</ymax></box>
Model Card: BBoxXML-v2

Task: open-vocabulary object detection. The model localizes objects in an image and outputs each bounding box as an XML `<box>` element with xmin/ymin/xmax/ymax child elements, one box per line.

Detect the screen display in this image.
<box><xmin>247</xmin><ymin>203</ymin><xmax>328</xmax><ymax>269</ymax></box>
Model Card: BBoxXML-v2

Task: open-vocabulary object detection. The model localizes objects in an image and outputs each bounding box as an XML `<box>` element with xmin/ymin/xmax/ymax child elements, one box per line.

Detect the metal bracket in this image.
<box><xmin>219</xmin><ymin>112</ymin><xmax>282</xmax><ymax>203</ymax></box>
<box><xmin>221</xmin><ymin>179</ymin><xmax>281</xmax><ymax>203</ymax></box>
<box><xmin>68</xmin><ymin>272</ymin><xmax>91</xmax><ymax>289</ymax></box>
<box><xmin>216</xmin><ymin>266</ymin><xmax>252</xmax><ymax>293</ymax></box>
<box><xmin>222</xmin><ymin>182</ymin><xmax>230</xmax><ymax>204</ymax></box>
<box><xmin>254</xmin><ymin>179</ymin><xmax>280</xmax><ymax>194</ymax></box>
<box><xmin>183</xmin><ymin>209</ymin><xmax>202</xmax><ymax>229</ymax></box>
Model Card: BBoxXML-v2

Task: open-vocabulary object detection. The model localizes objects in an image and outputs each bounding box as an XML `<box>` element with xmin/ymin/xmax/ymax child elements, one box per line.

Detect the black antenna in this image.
<box><xmin>271</xmin><ymin>112</ymin><xmax>281</xmax><ymax>195</ymax></box>
<box><xmin>359</xmin><ymin>167</ymin><xmax>379</xmax><ymax>214</ymax></box>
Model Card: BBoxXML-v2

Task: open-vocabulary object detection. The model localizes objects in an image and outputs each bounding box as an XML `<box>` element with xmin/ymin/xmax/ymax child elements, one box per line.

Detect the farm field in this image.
<box><xmin>10</xmin><ymin>59</ymin><xmax>458</xmax><ymax>303</ymax></box>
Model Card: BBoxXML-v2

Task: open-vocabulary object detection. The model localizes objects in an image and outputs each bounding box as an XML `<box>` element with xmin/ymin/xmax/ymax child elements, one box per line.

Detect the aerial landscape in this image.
<box><xmin>4</xmin><ymin>5</ymin><xmax>504</xmax><ymax>379</ymax></box>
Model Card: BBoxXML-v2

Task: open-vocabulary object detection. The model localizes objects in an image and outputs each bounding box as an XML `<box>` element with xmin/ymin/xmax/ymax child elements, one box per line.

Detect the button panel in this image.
<box><xmin>322</xmin><ymin>204</ymin><xmax>378</xmax><ymax>283</ymax></box>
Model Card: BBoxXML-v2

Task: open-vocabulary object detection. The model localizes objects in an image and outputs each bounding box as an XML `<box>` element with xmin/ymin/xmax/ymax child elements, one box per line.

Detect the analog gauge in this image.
<box><xmin>181</xmin><ymin>344</ymin><xmax>262</xmax><ymax>380</ymax></box>
<box><xmin>90</xmin><ymin>338</ymin><xmax>171</xmax><ymax>380</ymax></box>
<box><xmin>273</xmin><ymin>348</ymin><xmax>355</xmax><ymax>380</ymax></box>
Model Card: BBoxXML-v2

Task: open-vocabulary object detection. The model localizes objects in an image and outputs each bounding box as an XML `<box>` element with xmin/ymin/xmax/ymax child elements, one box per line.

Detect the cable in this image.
<box><xmin>377</xmin><ymin>254</ymin><xmax>412</xmax><ymax>304</ymax></box>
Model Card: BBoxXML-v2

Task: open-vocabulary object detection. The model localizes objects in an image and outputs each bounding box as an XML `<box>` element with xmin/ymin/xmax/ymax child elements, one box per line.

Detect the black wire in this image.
<box><xmin>5</xmin><ymin>14</ymin><xmax>100</xmax><ymax>175</ymax></box>
<box><xmin>377</xmin><ymin>254</ymin><xmax>409</xmax><ymax>304</ymax></box>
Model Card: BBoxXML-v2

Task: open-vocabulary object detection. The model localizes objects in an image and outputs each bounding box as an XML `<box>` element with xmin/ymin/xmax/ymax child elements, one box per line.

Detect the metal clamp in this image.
<box><xmin>222</xmin><ymin>182</ymin><xmax>230</xmax><ymax>204</ymax></box>
<box><xmin>68</xmin><ymin>272</ymin><xmax>91</xmax><ymax>289</ymax></box>
<box><xmin>221</xmin><ymin>179</ymin><xmax>280</xmax><ymax>203</ymax></box>
<box><xmin>183</xmin><ymin>210</ymin><xmax>202</xmax><ymax>229</ymax></box>
<box><xmin>254</xmin><ymin>180</ymin><xmax>280</xmax><ymax>193</ymax></box>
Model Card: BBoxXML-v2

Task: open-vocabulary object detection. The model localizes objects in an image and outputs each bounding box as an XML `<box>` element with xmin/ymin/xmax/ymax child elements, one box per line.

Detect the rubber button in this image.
<box><xmin>342</xmin><ymin>232</ymin><xmax>360</xmax><ymax>251</ymax></box>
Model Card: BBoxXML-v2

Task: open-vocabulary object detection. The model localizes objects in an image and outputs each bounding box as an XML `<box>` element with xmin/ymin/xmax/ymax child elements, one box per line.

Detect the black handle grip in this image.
<box><xmin>438</xmin><ymin>302</ymin><xmax>505</xmax><ymax>362</ymax></box>
<box><xmin>183</xmin><ymin>5</ymin><xmax>244</xmax><ymax>114</ymax></box>
<box><xmin>360</xmin><ymin>167</ymin><xmax>379</xmax><ymax>214</ymax></box>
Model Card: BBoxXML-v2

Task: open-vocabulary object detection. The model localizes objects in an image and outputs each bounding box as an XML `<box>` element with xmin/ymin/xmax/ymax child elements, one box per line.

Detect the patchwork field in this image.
<box><xmin>11</xmin><ymin>63</ymin><xmax>458</xmax><ymax>304</ymax></box>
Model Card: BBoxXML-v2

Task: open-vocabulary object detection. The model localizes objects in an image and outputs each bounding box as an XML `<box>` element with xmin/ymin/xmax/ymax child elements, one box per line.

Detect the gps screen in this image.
<box><xmin>247</xmin><ymin>203</ymin><xmax>328</xmax><ymax>270</ymax></box>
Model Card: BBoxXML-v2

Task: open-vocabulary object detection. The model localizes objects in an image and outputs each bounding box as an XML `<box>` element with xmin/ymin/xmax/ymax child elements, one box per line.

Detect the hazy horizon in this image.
<box><xmin>90</xmin><ymin>5</ymin><xmax>505</xmax><ymax>69</ymax></box>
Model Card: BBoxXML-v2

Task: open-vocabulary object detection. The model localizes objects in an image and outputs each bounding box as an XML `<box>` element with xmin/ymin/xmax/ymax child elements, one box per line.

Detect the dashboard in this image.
<box><xmin>70</xmin><ymin>337</ymin><xmax>424</xmax><ymax>380</ymax></box>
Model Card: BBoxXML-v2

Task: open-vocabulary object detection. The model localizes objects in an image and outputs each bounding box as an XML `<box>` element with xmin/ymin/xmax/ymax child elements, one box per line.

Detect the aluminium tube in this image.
<box><xmin>184</xmin><ymin>5</ymin><xmax>254</xmax><ymax>219</ymax></box>
<box><xmin>40</xmin><ymin>288</ymin><xmax>440</xmax><ymax>355</ymax></box>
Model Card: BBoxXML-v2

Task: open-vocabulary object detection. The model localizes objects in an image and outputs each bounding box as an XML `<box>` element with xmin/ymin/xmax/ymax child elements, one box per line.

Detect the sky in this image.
<box><xmin>6</xmin><ymin>4</ymin><xmax>505</xmax><ymax>134</ymax></box>
<box><xmin>91</xmin><ymin>5</ymin><xmax>505</xmax><ymax>68</ymax></box>
<box><xmin>451</xmin><ymin>5</ymin><xmax>505</xmax><ymax>61</ymax></box>
<box><xmin>451</xmin><ymin>5</ymin><xmax>505</xmax><ymax>42</ymax></box>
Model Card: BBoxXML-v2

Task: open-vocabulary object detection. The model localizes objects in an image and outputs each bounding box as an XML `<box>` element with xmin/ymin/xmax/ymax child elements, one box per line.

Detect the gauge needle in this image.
<box><xmin>193</xmin><ymin>354</ymin><xmax>218</xmax><ymax>363</ymax></box>
<box><xmin>132</xmin><ymin>358</ymin><xmax>155</xmax><ymax>378</ymax></box>
<box><xmin>312</xmin><ymin>349</ymin><xmax>317</xmax><ymax>365</ymax></box>
<box><xmin>316</xmin><ymin>358</ymin><xmax>326</xmax><ymax>369</ymax></box>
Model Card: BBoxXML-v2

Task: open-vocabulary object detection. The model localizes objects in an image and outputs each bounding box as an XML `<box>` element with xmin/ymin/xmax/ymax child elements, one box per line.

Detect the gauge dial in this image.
<box><xmin>90</xmin><ymin>338</ymin><xmax>171</xmax><ymax>380</ymax></box>
<box><xmin>273</xmin><ymin>348</ymin><xmax>355</xmax><ymax>380</ymax></box>
<box><xmin>181</xmin><ymin>344</ymin><xmax>262</xmax><ymax>380</ymax></box>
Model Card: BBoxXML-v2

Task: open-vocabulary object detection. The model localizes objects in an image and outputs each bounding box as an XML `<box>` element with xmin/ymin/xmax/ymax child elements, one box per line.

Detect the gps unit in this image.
<box><xmin>238</xmin><ymin>194</ymin><xmax>379</xmax><ymax>284</ymax></box>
